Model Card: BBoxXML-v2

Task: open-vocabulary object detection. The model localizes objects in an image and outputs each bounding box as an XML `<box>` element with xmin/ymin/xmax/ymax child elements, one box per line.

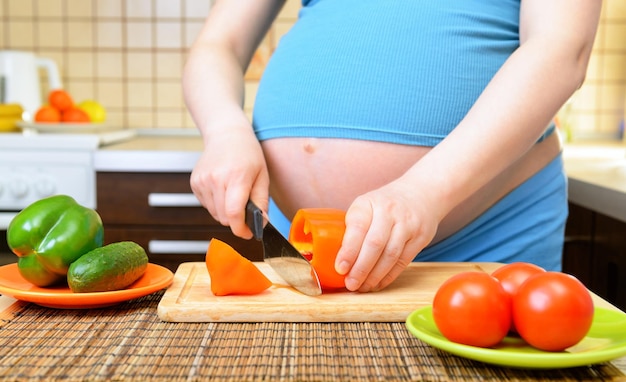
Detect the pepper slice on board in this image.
<box><xmin>289</xmin><ymin>208</ymin><xmax>346</xmax><ymax>290</ymax></box>
<box><xmin>7</xmin><ymin>194</ymin><xmax>104</xmax><ymax>287</ymax></box>
<box><xmin>205</xmin><ymin>238</ymin><xmax>272</xmax><ymax>296</ymax></box>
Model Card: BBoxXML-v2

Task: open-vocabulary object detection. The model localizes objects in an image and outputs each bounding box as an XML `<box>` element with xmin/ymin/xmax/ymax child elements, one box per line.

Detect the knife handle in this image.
<box><xmin>245</xmin><ymin>200</ymin><xmax>264</xmax><ymax>241</ymax></box>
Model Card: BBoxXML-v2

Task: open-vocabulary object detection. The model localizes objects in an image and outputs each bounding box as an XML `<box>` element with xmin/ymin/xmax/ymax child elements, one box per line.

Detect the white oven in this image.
<box><xmin>0</xmin><ymin>133</ymin><xmax>100</xmax><ymax>230</ymax></box>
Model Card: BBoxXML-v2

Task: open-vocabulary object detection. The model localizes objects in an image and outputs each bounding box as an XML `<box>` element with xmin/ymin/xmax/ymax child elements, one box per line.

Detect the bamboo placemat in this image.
<box><xmin>0</xmin><ymin>292</ymin><xmax>624</xmax><ymax>382</ymax></box>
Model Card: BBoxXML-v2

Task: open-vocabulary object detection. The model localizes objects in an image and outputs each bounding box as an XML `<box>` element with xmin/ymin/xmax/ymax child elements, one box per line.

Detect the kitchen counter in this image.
<box><xmin>562</xmin><ymin>141</ymin><xmax>626</xmax><ymax>223</ymax></box>
<box><xmin>94</xmin><ymin>129</ymin><xmax>203</xmax><ymax>172</ymax></box>
<box><xmin>0</xmin><ymin>270</ymin><xmax>624</xmax><ymax>380</ymax></box>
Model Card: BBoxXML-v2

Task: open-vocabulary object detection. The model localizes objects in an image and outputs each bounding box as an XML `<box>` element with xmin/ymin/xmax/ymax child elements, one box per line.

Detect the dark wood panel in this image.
<box><xmin>592</xmin><ymin>213</ymin><xmax>626</xmax><ymax>311</ymax></box>
<box><xmin>563</xmin><ymin>202</ymin><xmax>626</xmax><ymax>311</ymax></box>
<box><xmin>97</xmin><ymin>171</ymin><xmax>264</xmax><ymax>272</ymax></box>
<box><xmin>96</xmin><ymin>172</ymin><xmax>217</xmax><ymax>226</ymax></box>
<box><xmin>562</xmin><ymin>203</ymin><xmax>595</xmax><ymax>287</ymax></box>
<box><xmin>0</xmin><ymin>230</ymin><xmax>15</xmax><ymax>266</ymax></box>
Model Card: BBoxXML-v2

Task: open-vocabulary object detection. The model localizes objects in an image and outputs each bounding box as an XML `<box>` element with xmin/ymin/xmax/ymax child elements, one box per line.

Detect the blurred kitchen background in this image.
<box><xmin>0</xmin><ymin>0</ymin><xmax>625</xmax><ymax>137</ymax></box>
<box><xmin>0</xmin><ymin>0</ymin><xmax>301</xmax><ymax>129</ymax></box>
<box><xmin>563</xmin><ymin>0</ymin><xmax>626</xmax><ymax>141</ymax></box>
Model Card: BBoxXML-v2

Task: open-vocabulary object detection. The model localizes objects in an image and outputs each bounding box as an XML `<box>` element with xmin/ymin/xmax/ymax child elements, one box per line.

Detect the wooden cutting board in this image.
<box><xmin>157</xmin><ymin>262</ymin><xmax>502</xmax><ymax>322</ymax></box>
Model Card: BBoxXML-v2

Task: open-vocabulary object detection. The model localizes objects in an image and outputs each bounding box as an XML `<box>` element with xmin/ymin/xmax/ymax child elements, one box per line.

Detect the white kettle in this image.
<box><xmin>0</xmin><ymin>50</ymin><xmax>62</xmax><ymax>121</ymax></box>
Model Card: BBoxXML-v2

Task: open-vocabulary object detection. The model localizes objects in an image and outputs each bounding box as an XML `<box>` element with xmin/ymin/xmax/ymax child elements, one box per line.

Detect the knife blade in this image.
<box><xmin>245</xmin><ymin>200</ymin><xmax>322</xmax><ymax>296</ymax></box>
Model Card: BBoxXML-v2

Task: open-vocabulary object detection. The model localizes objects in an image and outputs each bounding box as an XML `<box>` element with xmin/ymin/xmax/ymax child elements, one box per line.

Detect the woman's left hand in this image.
<box><xmin>334</xmin><ymin>180</ymin><xmax>441</xmax><ymax>292</ymax></box>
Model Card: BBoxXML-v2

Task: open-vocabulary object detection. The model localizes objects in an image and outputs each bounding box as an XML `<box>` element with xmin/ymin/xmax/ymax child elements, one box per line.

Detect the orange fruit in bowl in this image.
<box><xmin>61</xmin><ymin>107</ymin><xmax>91</xmax><ymax>123</ymax></box>
<box><xmin>34</xmin><ymin>105</ymin><xmax>62</xmax><ymax>123</ymax></box>
<box><xmin>48</xmin><ymin>89</ymin><xmax>74</xmax><ymax>112</ymax></box>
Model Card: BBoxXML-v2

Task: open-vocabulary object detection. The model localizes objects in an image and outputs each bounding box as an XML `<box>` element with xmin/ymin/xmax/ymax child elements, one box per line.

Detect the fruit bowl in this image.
<box><xmin>17</xmin><ymin>121</ymin><xmax>117</xmax><ymax>134</ymax></box>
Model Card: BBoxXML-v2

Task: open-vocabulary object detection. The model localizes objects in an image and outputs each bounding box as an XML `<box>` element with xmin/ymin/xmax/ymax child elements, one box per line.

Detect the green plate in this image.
<box><xmin>405</xmin><ymin>306</ymin><xmax>626</xmax><ymax>369</ymax></box>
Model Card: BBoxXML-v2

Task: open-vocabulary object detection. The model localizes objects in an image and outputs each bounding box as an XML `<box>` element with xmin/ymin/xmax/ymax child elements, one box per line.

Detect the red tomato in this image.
<box><xmin>491</xmin><ymin>262</ymin><xmax>546</xmax><ymax>333</ymax></box>
<box><xmin>513</xmin><ymin>272</ymin><xmax>594</xmax><ymax>351</ymax></box>
<box><xmin>432</xmin><ymin>272</ymin><xmax>512</xmax><ymax>348</ymax></box>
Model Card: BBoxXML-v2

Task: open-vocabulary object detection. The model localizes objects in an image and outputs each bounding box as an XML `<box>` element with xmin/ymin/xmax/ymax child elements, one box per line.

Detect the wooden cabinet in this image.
<box><xmin>0</xmin><ymin>231</ymin><xmax>15</xmax><ymax>266</ymax></box>
<box><xmin>563</xmin><ymin>202</ymin><xmax>626</xmax><ymax>311</ymax></box>
<box><xmin>96</xmin><ymin>172</ymin><xmax>262</xmax><ymax>272</ymax></box>
<box><xmin>562</xmin><ymin>203</ymin><xmax>595</xmax><ymax>288</ymax></box>
<box><xmin>592</xmin><ymin>213</ymin><xmax>626</xmax><ymax>309</ymax></box>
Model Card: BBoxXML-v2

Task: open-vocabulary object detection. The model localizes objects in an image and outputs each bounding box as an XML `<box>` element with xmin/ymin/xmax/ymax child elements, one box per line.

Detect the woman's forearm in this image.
<box><xmin>182</xmin><ymin>0</ymin><xmax>285</xmax><ymax>142</ymax></box>
<box><xmin>401</xmin><ymin>1</ymin><xmax>601</xmax><ymax>222</ymax></box>
<box><xmin>183</xmin><ymin>44</ymin><xmax>249</xmax><ymax>140</ymax></box>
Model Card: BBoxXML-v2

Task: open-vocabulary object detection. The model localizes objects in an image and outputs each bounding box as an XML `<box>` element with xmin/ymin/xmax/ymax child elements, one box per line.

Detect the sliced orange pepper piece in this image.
<box><xmin>289</xmin><ymin>208</ymin><xmax>347</xmax><ymax>290</ymax></box>
<box><xmin>205</xmin><ymin>238</ymin><xmax>272</xmax><ymax>296</ymax></box>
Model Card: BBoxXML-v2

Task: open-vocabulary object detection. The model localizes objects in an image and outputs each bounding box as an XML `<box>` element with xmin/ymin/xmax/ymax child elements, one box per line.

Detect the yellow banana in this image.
<box><xmin>0</xmin><ymin>103</ymin><xmax>24</xmax><ymax>117</ymax></box>
<box><xmin>0</xmin><ymin>114</ymin><xmax>23</xmax><ymax>132</ymax></box>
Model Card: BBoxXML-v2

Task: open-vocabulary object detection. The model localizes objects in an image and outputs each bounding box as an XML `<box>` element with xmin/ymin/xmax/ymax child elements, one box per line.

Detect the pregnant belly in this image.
<box><xmin>261</xmin><ymin>133</ymin><xmax>561</xmax><ymax>244</ymax></box>
<box><xmin>262</xmin><ymin>137</ymin><xmax>430</xmax><ymax>215</ymax></box>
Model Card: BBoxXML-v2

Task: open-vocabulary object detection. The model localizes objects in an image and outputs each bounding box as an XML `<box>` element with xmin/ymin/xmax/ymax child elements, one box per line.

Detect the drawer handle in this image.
<box><xmin>148</xmin><ymin>240</ymin><xmax>210</xmax><ymax>254</ymax></box>
<box><xmin>148</xmin><ymin>193</ymin><xmax>202</xmax><ymax>207</ymax></box>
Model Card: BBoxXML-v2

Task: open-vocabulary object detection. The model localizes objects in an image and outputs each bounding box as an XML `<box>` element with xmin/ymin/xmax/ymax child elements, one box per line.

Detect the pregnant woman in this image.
<box><xmin>183</xmin><ymin>0</ymin><xmax>601</xmax><ymax>292</ymax></box>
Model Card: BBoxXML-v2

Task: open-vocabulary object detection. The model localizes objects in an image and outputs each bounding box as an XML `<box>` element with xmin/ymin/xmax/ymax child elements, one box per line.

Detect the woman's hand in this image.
<box><xmin>190</xmin><ymin>121</ymin><xmax>269</xmax><ymax>239</ymax></box>
<box><xmin>184</xmin><ymin>1</ymin><xmax>285</xmax><ymax>238</ymax></box>
<box><xmin>335</xmin><ymin>179</ymin><xmax>441</xmax><ymax>292</ymax></box>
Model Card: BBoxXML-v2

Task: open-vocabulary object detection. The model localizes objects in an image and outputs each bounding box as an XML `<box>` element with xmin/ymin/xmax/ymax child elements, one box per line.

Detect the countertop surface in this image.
<box><xmin>0</xmin><ymin>267</ymin><xmax>625</xmax><ymax>380</ymax></box>
<box><xmin>562</xmin><ymin>141</ymin><xmax>626</xmax><ymax>222</ymax></box>
<box><xmin>94</xmin><ymin>129</ymin><xmax>203</xmax><ymax>172</ymax></box>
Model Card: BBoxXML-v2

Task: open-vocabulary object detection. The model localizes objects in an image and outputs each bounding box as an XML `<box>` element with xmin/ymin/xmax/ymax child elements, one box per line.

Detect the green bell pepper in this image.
<box><xmin>7</xmin><ymin>195</ymin><xmax>104</xmax><ymax>287</ymax></box>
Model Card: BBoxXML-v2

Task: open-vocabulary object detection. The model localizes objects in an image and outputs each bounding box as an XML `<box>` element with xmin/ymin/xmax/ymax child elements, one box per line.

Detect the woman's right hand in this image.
<box><xmin>184</xmin><ymin>1</ymin><xmax>285</xmax><ymax>238</ymax></box>
<box><xmin>190</xmin><ymin>119</ymin><xmax>270</xmax><ymax>239</ymax></box>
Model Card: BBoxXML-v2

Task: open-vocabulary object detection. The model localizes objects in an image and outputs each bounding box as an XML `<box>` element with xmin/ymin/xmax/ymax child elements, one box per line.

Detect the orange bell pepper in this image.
<box><xmin>289</xmin><ymin>208</ymin><xmax>347</xmax><ymax>290</ymax></box>
<box><xmin>205</xmin><ymin>238</ymin><xmax>272</xmax><ymax>296</ymax></box>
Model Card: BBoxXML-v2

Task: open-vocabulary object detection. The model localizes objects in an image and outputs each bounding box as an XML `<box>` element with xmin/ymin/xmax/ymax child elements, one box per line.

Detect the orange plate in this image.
<box><xmin>0</xmin><ymin>263</ymin><xmax>173</xmax><ymax>309</ymax></box>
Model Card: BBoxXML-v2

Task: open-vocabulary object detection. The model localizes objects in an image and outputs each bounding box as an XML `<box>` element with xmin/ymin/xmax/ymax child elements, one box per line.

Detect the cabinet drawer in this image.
<box><xmin>104</xmin><ymin>227</ymin><xmax>263</xmax><ymax>271</ymax></box>
<box><xmin>97</xmin><ymin>172</ymin><xmax>215</xmax><ymax>226</ymax></box>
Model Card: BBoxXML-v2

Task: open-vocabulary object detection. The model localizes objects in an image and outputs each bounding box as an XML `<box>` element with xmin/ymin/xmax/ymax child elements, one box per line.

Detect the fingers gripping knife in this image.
<box><xmin>245</xmin><ymin>200</ymin><xmax>322</xmax><ymax>296</ymax></box>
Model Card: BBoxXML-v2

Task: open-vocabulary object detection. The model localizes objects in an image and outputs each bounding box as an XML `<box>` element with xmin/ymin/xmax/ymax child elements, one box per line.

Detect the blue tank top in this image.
<box><xmin>253</xmin><ymin>0</ymin><xmax>521</xmax><ymax>146</ymax></box>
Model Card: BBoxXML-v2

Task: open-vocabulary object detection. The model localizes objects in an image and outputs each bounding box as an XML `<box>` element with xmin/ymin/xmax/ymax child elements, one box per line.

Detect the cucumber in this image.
<box><xmin>67</xmin><ymin>241</ymin><xmax>149</xmax><ymax>293</ymax></box>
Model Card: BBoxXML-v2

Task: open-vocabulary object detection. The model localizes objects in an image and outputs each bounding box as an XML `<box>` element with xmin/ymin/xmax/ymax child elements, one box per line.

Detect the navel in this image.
<box><xmin>302</xmin><ymin>138</ymin><xmax>317</xmax><ymax>154</ymax></box>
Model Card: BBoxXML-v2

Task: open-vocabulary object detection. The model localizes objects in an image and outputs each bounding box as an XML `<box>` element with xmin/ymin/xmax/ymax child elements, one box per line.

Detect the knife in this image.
<box><xmin>245</xmin><ymin>200</ymin><xmax>322</xmax><ymax>296</ymax></box>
